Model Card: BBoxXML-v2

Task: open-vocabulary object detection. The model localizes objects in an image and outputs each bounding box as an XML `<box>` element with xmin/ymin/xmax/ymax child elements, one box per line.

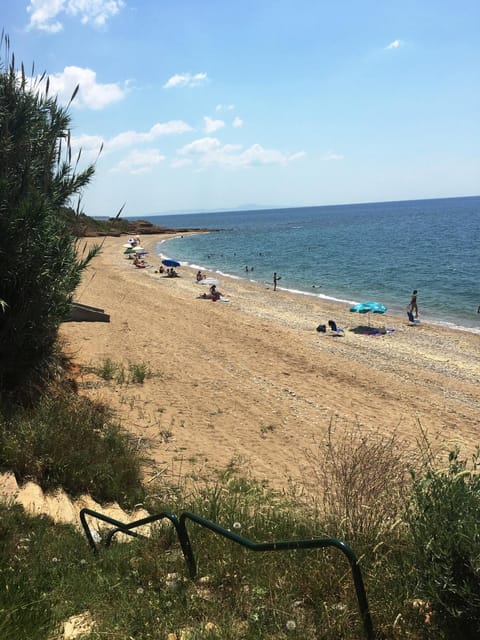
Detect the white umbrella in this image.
<box><xmin>133</xmin><ymin>246</ymin><xmax>145</xmax><ymax>252</ymax></box>
<box><xmin>123</xmin><ymin>242</ymin><xmax>133</xmax><ymax>248</ymax></box>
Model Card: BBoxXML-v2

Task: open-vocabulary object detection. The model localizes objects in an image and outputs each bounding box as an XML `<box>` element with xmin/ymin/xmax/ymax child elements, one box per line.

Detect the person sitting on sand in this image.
<box><xmin>159</xmin><ymin>265</ymin><xmax>165</xmax><ymax>274</ymax></box>
<box><xmin>196</xmin><ymin>270</ymin><xmax>203</xmax><ymax>282</ymax></box>
<box><xmin>210</xmin><ymin>284</ymin><xmax>222</xmax><ymax>301</ymax></box>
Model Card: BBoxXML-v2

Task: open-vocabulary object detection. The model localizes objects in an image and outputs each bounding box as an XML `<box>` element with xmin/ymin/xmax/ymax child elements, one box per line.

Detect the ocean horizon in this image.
<box><xmin>131</xmin><ymin>195</ymin><xmax>480</xmax><ymax>334</ymax></box>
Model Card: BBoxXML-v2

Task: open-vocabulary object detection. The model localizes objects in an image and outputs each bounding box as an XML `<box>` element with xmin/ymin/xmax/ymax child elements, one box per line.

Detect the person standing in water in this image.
<box><xmin>273</xmin><ymin>272</ymin><xmax>281</xmax><ymax>291</ymax></box>
<box><xmin>409</xmin><ymin>290</ymin><xmax>418</xmax><ymax>318</ymax></box>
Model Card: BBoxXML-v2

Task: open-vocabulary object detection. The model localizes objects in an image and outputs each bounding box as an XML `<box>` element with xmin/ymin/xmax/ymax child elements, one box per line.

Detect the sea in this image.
<box><xmin>132</xmin><ymin>196</ymin><xmax>480</xmax><ymax>333</ymax></box>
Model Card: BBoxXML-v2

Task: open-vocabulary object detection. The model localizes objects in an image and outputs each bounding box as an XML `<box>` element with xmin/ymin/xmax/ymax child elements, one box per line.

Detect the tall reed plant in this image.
<box><xmin>0</xmin><ymin>35</ymin><xmax>99</xmax><ymax>397</ymax></box>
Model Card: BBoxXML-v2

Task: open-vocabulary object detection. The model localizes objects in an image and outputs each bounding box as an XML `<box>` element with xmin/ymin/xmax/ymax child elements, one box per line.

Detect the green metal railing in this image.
<box><xmin>79</xmin><ymin>508</ymin><xmax>375</xmax><ymax>639</ymax></box>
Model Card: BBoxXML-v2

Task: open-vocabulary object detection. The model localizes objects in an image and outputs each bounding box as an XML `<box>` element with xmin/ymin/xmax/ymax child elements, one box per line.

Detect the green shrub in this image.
<box><xmin>0</xmin><ymin>391</ymin><xmax>145</xmax><ymax>507</ymax></box>
<box><xmin>404</xmin><ymin>448</ymin><xmax>480</xmax><ymax>639</ymax></box>
<box><xmin>0</xmin><ymin>36</ymin><xmax>99</xmax><ymax>397</ymax></box>
<box><xmin>99</xmin><ymin>357</ymin><xmax>118</xmax><ymax>380</ymax></box>
<box><xmin>97</xmin><ymin>359</ymin><xmax>151</xmax><ymax>384</ymax></box>
<box><xmin>129</xmin><ymin>362</ymin><xmax>151</xmax><ymax>384</ymax></box>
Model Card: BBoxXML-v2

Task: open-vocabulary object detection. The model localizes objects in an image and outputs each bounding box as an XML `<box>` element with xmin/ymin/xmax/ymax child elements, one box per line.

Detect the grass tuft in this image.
<box><xmin>0</xmin><ymin>391</ymin><xmax>145</xmax><ymax>507</ymax></box>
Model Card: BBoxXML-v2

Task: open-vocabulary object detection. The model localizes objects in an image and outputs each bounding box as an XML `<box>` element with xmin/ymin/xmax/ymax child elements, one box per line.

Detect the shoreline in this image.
<box><xmin>156</xmin><ymin>235</ymin><xmax>480</xmax><ymax>335</ymax></box>
<box><xmin>62</xmin><ymin>234</ymin><xmax>480</xmax><ymax>492</ymax></box>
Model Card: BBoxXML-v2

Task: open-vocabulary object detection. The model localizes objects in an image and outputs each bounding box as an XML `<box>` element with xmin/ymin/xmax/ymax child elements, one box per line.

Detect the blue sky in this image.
<box><xmin>3</xmin><ymin>1</ymin><xmax>480</xmax><ymax>216</ymax></box>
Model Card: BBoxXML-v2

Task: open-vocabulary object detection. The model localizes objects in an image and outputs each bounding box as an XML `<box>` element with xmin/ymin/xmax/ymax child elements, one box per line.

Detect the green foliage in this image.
<box><xmin>0</xmin><ymin>36</ymin><xmax>99</xmax><ymax>395</ymax></box>
<box><xmin>98</xmin><ymin>357</ymin><xmax>117</xmax><ymax>381</ymax></box>
<box><xmin>97</xmin><ymin>358</ymin><xmax>152</xmax><ymax>384</ymax></box>
<box><xmin>0</xmin><ymin>503</ymin><xmax>97</xmax><ymax>640</ymax></box>
<box><xmin>0</xmin><ymin>476</ymin><xmax>370</xmax><ymax>640</ymax></box>
<box><xmin>129</xmin><ymin>361</ymin><xmax>151</xmax><ymax>384</ymax></box>
<box><xmin>2</xmin><ymin>448</ymin><xmax>480</xmax><ymax>639</ymax></box>
<box><xmin>0</xmin><ymin>391</ymin><xmax>145</xmax><ymax>507</ymax></box>
<box><xmin>59</xmin><ymin>206</ymin><xmax>132</xmax><ymax>236</ymax></box>
<box><xmin>404</xmin><ymin>448</ymin><xmax>480</xmax><ymax>639</ymax></box>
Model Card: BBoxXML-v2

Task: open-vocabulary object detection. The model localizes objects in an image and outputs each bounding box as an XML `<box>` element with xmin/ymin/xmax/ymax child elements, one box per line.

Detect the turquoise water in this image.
<box><xmin>134</xmin><ymin>196</ymin><xmax>480</xmax><ymax>332</ymax></box>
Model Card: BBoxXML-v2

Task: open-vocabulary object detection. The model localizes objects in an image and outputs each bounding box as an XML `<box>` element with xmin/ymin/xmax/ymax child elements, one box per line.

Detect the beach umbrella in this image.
<box><xmin>350</xmin><ymin>301</ymin><xmax>387</xmax><ymax>314</ymax></box>
<box><xmin>136</xmin><ymin>250</ymin><xmax>149</xmax><ymax>255</ymax></box>
<box><xmin>124</xmin><ymin>247</ymin><xmax>136</xmax><ymax>254</ymax></box>
<box><xmin>133</xmin><ymin>246</ymin><xmax>145</xmax><ymax>252</ymax></box>
<box><xmin>162</xmin><ymin>258</ymin><xmax>181</xmax><ymax>268</ymax></box>
<box><xmin>123</xmin><ymin>242</ymin><xmax>134</xmax><ymax>248</ymax></box>
<box><xmin>350</xmin><ymin>301</ymin><xmax>387</xmax><ymax>326</ymax></box>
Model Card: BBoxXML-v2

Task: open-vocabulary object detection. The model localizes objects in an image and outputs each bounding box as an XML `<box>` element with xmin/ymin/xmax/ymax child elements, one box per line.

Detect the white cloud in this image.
<box><xmin>27</xmin><ymin>0</ymin><xmax>64</xmax><ymax>32</ymax></box>
<box><xmin>322</xmin><ymin>151</ymin><xmax>344</xmax><ymax>161</ymax></box>
<box><xmin>70</xmin><ymin>120</ymin><xmax>191</xmax><ymax>163</ymax></box>
<box><xmin>70</xmin><ymin>133</ymin><xmax>105</xmax><ymax>161</ymax></box>
<box><xmin>289</xmin><ymin>151</ymin><xmax>307</xmax><ymax>161</ymax></box>
<box><xmin>170</xmin><ymin>158</ymin><xmax>193</xmax><ymax>168</ymax></box>
<box><xmin>203</xmin><ymin>116</ymin><xmax>225</xmax><ymax>134</ymax></box>
<box><xmin>215</xmin><ymin>104</ymin><xmax>235</xmax><ymax>112</ymax></box>
<box><xmin>108</xmin><ymin>120</ymin><xmax>193</xmax><ymax>150</ymax></box>
<box><xmin>44</xmin><ymin>66</ymin><xmax>126</xmax><ymax>109</ymax></box>
<box><xmin>150</xmin><ymin>121</ymin><xmax>193</xmax><ymax>136</ymax></box>
<box><xmin>232</xmin><ymin>117</ymin><xmax>243</xmax><ymax>128</ymax></box>
<box><xmin>176</xmin><ymin>137</ymin><xmax>304</xmax><ymax>169</ymax></box>
<box><xmin>386</xmin><ymin>39</ymin><xmax>401</xmax><ymax>50</ymax></box>
<box><xmin>27</xmin><ymin>0</ymin><xmax>125</xmax><ymax>32</ymax></box>
<box><xmin>68</xmin><ymin>0</ymin><xmax>125</xmax><ymax>27</ymax></box>
<box><xmin>237</xmin><ymin>144</ymin><xmax>290</xmax><ymax>167</ymax></box>
<box><xmin>163</xmin><ymin>72</ymin><xmax>208</xmax><ymax>89</ymax></box>
<box><xmin>111</xmin><ymin>149</ymin><xmax>165</xmax><ymax>174</ymax></box>
<box><xmin>178</xmin><ymin>137</ymin><xmax>227</xmax><ymax>156</ymax></box>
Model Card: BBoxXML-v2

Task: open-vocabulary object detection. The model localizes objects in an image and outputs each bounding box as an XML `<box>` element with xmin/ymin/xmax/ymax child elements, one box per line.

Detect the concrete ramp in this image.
<box><xmin>65</xmin><ymin>302</ymin><xmax>110</xmax><ymax>323</ymax></box>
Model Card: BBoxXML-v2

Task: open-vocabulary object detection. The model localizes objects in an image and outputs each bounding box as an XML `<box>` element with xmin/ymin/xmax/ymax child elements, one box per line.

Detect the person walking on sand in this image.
<box><xmin>409</xmin><ymin>290</ymin><xmax>419</xmax><ymax>318</ymax></box>
<box><xmin>273</xmin><ymin>272</ymin><xmax>281</xmax><ymax>291</ymax></box>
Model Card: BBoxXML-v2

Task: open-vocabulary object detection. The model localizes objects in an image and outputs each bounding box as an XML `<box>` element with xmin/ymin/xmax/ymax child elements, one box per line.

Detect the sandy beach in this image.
<box><xmin>61</xmin><ymin>234</ymin><xmax>480</xmax><ymax>492</ymax></box>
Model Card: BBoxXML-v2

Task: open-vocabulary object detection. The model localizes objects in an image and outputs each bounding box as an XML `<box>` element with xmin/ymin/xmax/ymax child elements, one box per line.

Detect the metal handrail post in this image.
<box><xmin>79</xmin><ymin>508</ymin><xmax>375</xmax><ymax>639</ymax></box>
<box><xmin>178</xmin><ymin>511</ymin><xmax>375</xmax><ymax>640</ymax></box>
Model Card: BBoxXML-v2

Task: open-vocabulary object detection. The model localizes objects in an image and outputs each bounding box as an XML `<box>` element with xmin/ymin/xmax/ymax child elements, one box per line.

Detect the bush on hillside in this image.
<box><xmin>404</xmin><ymin>448</ymin><xmax>480</xmax><ymax>639</ymax></box>
<box><xmin>0</xmin><ymin>391</ymin><xmax>145</xmax><ymax>507</ymax></box>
